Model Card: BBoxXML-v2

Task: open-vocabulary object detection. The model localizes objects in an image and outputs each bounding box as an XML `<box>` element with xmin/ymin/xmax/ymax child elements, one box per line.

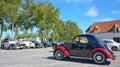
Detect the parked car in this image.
<box><xmin>53</xmin><ymin>34</ymin><xmax>116</xmax><ymax>64</ymax></box>
<box><xmin>0</xmin><ymin>40</ymin><xmax>1</xmax><ymax>48</ymax></box>
<box><xmin>31</xmin><ymin>41</ymin><xmax>43</xmax><ymax>48</ymax></box>
<box><xmin>102</xmin><ymin>39</ymin><xmax>120</xmax><ymax>51</ymax></box>
<box><xmin>1</xmin><ymin>39</ymin><xmax>25</xmax><ymax>50</ymax></box>
<box><xmin>1</xmin><ymin>39</ymin><xmax>17</xmax><ymax>50</ymax></box>
<box><xmin>22</xmin><ymin>40</ymin><xmax>36</xmax><ymax>48</ymax></box>
<box><xmin>16</xmin><ymin>44</ymin><xmax>25</xmax><ymax>49</ymax></box>
<box><xmin>17</xmin><ymin>39</ymin><xmax>36</xmax><ymax>48</ymax></box>
<box><xmin>24</xmin><ymin>37</ymin><xmax>44</xmax><ymax>48</ymax></box>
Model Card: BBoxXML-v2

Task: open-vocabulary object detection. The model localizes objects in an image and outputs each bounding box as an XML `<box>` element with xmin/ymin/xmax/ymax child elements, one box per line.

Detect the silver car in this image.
<box><xmin>1</xmin><ymin>40</ymin><xmax>17</xmax><ymax>50</ymax></box>
<box><xmin>102</xmin><ymin>39</ymin><xmax>120</xmax><ymax>51</ymax></box>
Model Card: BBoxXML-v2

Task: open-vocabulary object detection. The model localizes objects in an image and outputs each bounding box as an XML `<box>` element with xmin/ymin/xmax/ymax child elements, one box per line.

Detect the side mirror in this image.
<box><xmin>103</xmin><ymin>41</ymin><xmax>107</xmax><ymax>45</ymax></box>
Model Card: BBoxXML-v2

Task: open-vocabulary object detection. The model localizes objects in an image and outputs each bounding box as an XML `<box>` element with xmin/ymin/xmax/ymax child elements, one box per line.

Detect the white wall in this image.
<box><xmin>88</xmin><ymin>32</ymin><xmax>120</xmax><ymax>39</ymax></box>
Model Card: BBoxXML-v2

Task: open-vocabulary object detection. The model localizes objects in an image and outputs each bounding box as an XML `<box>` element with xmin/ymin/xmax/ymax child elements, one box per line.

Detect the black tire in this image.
<box><xmin>93</xmin><ymin>52</ymin><xmax>106</xmax><ymax>64</ymax></box>
<box><xmin>8</xmin><ymin>44</ymin><xmax>16</xmax><ymax>50</ymax></box>
<box><xmin>19</xmin><ymin>44</ymin><xmax>24</xmax><ymax>49</ymax></box>
<box><xmin>54</xmin><ymin>50</ymin><xmax>64</xmax><ymax>60</ymax></box>
<box><xmin>23</xmin><ymin>44</ymin><xmax>28</xmax><ymax>48</ymax></box>
<box><xmin>1</xmin><ymin>44</ymin><xmax>5</xmax><ymax>49</ymax></box>
<box><xmin>111</xmin><ymin>46</ymin><xmax>118</xmax><ymax>51</ymax></box>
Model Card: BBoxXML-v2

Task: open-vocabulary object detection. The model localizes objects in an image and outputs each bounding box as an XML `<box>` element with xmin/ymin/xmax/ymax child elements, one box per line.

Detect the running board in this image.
<box><xmin>69</xmin><ymin>56</ymin><xmax>92</xmax><ymax>60</ymax></box>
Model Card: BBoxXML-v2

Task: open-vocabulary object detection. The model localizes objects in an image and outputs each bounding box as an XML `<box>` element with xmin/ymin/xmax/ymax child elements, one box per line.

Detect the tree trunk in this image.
<box><xmin>11</xmin><ymin>22</ymin><xmax>14</xmax><ymax>39</ymax></box>
<box><xmin>0</xmin><ymin>19</ymin><xmax>3</xmax><ymax>40</ymax></box>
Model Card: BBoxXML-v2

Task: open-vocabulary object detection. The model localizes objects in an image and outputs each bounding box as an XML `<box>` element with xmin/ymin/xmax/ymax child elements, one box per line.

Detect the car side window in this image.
<box><xmin>74</xmin><ymin>37</ymin><xmax>80</xmax><ymax>42</ymax></box>
<box><xmin>80</xmin><ymin>37</ymin><xmax>88</xmax><ymax>43</ymax></box>
<box><xmin>74</xmin><ymin>36</ymin><xmax>88</xmax><ymax>43</ymax></box>
<box><xmin>107</xmin><ymin>41</ymin><xmax>112</xmax><ymax>43</ymax></box>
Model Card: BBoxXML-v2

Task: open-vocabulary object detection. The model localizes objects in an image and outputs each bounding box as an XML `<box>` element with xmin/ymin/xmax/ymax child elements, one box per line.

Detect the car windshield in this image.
<box><xmin>107</xmin><ymin>41</ymin><xmax>113</xmax><ymax>43</ymax></box>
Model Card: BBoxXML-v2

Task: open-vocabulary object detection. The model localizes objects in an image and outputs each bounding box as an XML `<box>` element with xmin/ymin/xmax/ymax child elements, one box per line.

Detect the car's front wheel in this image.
<box><xmin>54</xmin><ymin>50</ymin><xmax>64</xmax><ymax>60</ymax></box>
<box><xmin>1</xmin><ymin>44</ymin><xmax>5</xmax><ymax>49</ymax></box>
<box><xmin>93</xmin><ymin>52</ymin><xmax>106</xmax><ymax>64</ymax></box>
<box><xmin>8</xmin><ymin>44</ymin><xmax>16</xmax><ymax>50</ymax></box>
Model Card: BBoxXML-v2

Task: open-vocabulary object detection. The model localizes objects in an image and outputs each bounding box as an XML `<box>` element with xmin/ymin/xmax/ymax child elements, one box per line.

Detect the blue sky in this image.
<box><xmin>41</xmin><ymin>0</ymin><xmax>120</xmax><ymax>33</ymax></box>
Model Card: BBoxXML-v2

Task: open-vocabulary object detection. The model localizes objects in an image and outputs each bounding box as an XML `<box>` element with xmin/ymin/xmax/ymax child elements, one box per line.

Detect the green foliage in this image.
<box><xmin>64</xmin><ymin>20</ymin><xmax>83</xmax><ymax>42</ymax></box>
<box><xmin>34</xmin><ymin>1</ymin><xmax>60</xmax><ymax>40</ymax></box>
<box><xmin>0</xmin><ymin>0</ymin><xmax>22</xmax><ymax>39</ymax></box>
<box><xmin>0</xmin><ymin>0</ymin><xmax>83</xmax><ymax>41</ymax></box>
<box><xmin>50</xmin><ymin>20</ymin><xmax>83</xmax><ymax>42</ymax></box>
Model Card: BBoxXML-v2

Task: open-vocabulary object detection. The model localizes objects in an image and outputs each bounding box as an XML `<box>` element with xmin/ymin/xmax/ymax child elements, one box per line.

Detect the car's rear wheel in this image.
<box><xmin>111</xmin><ymin>46</ymin><xmax>118</xmax><ymax>51</ymax></box>
<box><xmin>54</xmin><ymin>50</ymin><xmax>64</xmax><ymax>60</ymax></box>
<box><xmin>93</xmin><ymin>52</ymin><xmax>106</xmax><ymax>64</ymax></box>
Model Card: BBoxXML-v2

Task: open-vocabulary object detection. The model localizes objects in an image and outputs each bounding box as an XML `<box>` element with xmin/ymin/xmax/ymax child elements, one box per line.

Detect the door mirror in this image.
<box><xmin>103</xmin><ymin>41</ymin><xmax>107</xmax><ymax>45</ymax></box>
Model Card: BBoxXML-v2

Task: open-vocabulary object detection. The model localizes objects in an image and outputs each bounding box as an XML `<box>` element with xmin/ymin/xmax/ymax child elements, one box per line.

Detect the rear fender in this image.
<box><xmin>54</xmin><ymin>45</ymin><xmax>69</xmax><ymax>57</ymax></box>
<box><xmin>90</xmin><ymin>48</ymin><xmax>114</xmax><ymax>60</ymax></box>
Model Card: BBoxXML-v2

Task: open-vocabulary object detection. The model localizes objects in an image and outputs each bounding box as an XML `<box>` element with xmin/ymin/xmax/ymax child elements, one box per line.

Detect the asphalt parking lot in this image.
<box><xmin>0</xmin><ymin>48</ymin><xmax>120</xmax><ymax>67</ymax></box>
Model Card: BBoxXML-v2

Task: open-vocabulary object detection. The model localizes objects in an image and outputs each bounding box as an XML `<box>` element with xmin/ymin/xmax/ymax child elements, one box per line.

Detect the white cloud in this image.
<box><xmin>96</xmin><ymin>18</ymin><xmax>114</xmax><ymax>22</ymax></box>
<box><xmin>111</xmin><ymin>10</ymin><xmax>120</xmax><ymax>14</ymax></box>
<box><xmin>85</xmin><ymin>6</ymin><xmax>98</xmax><ymax>17</ymax></box>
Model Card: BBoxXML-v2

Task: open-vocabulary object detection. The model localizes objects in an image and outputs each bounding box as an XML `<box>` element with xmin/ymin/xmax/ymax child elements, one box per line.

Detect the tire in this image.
<box><xmin>111</xmin><ymin>46</ymin><xmax>118</xmax><ymax>51</ymax></box>
<box><xmin>24</xmin><ymin>44</ymin><xmax>28</xmax><ymax>48</ymax></box>
<box><xmin>92</xmin><ymin>52</ymin><xmax>106</xmax><ymax>64</ymax></box>
<box><xmin>54</xmin><ymin>50</ymin><xmax>64</xmax><ymax>60</ymax></box>
<box><xmin>9</xmin><ymin>44</ymin><xmax>16</xmax><ymax>50</ymax></box>
<box><xmin>19</xmin><ymin>44</ymin><xmax>24</xmax><ymax>49</ymax></box>
<box><xmin>1</xmin><ymin>44</ymin><xmax>5</xmax><ymax>49</ymax></box>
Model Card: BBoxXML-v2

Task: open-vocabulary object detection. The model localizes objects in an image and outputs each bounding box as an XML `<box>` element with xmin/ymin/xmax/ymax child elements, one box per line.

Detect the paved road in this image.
<box><xmin>0</xmin><ymin>48</ymin><xmax>120</xmax><ymax>67</ymax></box>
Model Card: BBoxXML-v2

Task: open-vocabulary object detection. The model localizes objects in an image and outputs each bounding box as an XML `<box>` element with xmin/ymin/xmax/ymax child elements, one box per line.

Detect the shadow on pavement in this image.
<box><xmin>49</xmin><ymin>51</ymin><xmax>54</xmax><ymax>52</ymax></box>
<box><xmin>46</xmin><ymin>56</ymin><xmax>111</xmax><ymax>65</ymax></box>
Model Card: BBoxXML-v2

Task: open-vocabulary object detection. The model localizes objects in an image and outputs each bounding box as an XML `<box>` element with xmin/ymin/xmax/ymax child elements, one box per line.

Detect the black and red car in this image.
<box><xmin>53</xmin><ymin>34</ymin><xmax>116</xmax><ymax>64</ymax></box>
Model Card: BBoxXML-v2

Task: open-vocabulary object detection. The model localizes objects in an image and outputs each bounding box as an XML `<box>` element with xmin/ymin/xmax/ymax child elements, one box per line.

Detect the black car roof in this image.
<box><xmin>75</xmin><ymin>34</ymin><xmax>96</xmax><ymax>37</ymax></box>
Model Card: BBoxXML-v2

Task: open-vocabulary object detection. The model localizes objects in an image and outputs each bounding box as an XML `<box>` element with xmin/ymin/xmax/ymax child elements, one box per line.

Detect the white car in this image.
<box><xmin>102</xmin><ymin>39</ymin><xmax>120</xmax><ymax>51</ymax></box>
<box><xmin>22</xmin><ymin>40</ymin><xmax>36</xmax><ymax>48</ymax></box>
<box><xmin>1</xmin><ymin>40</ymin><xmax>17</xmax><ymax>49</ymax></box>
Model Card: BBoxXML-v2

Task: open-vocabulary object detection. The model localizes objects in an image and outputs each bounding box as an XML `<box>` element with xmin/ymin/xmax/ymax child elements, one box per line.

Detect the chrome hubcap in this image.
<box><xmin>97</xmin><ymin>56</ymin><xmax>102</xmax><ymax>60</ymax></box>
<box><xmin>57</xmin><ymin>53</ymin><xmax>61</xmax><ymax>57</ymax></box>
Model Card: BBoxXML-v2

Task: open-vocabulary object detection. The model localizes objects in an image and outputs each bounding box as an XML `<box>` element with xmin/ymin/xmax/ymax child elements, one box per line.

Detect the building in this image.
<box><xmin>86</xmin><ymin>20</ymin><xmax>120</xmax><ymax>43</ymax></box>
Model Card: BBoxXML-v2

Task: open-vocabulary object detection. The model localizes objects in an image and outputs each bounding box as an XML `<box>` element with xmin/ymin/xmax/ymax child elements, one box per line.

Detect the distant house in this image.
<box><xmin>86</xmin><ymin>20</ymin><xmax>120</xmax><ymax>43</ymax></box>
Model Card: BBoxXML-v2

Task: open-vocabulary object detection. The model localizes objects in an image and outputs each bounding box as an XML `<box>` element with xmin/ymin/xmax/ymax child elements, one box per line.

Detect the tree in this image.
<box><xmin>50</xmin><ymin>20</ymin><xmax>83</xmax><ymax>42</ymax></box>
<box><xmin>64</xmin><ymin>20</ymin><xmax>83</xmax><ymax>42</ymax></box>
<box><xmin>1</xmin><ymin>0</ymin><xmax>22</xmax><ymax>39</ymax></box>
<box><xmin>0</xmin><ymin>0</ymin><xmax>10</xmax><ymax>39</ymax></box>
<box><xmin>50</xmin><ymin>20</ymin><xmax>65</xmax><ymax>41</ymax></box>
<box><xmin>34</xmin><ymin>1</ymin><xmax>60</xmax><ymax>40</ymax></box>
<box><xmin>20</xmin><ymin>0</ymin><xmax>35</xmax><ymax>30</ymax></box>
<box><xmin>0</xmin><ymin>0</ymin><xmax>83</xmax><ymax>41</ymax></box>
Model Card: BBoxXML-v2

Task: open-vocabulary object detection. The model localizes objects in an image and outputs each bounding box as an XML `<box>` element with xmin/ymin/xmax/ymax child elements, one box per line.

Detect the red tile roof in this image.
<box><xmin>86</xmin><ymin>20</ymin><xmax>120</xmax><ymax>33</ymax></box>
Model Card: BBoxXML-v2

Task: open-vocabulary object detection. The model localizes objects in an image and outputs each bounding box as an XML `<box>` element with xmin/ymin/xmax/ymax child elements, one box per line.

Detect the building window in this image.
<box><xmin>113</xmin><ymin>37</ymin><xmax>120</xmax><ymax>43</ymax></box>
<box><xmin>114</xmin><ymin>27</ymin><xmax>120</xmax><ymax>33</ymax></box>
<box><xmin>94</xmin><ymin>28</ymin><xmax>100</xmax><ymax>33</ymax></box>
<box><xmin>118</xmin><ymin>28</ymin><xmax>120</xmax><ymax>32</ymax></box>
<box><xmin>94</xmin><ymin>26</ymin><xmax>100</xmax><ymax>33</ymax></box>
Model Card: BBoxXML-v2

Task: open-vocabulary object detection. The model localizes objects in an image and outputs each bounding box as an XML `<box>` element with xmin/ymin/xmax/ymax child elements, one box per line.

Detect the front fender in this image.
<box><xmin>90</xmin><ymin>48</ymin><xmax>114</xmax><ymax>60</ymax></box>
<box><xmin>54</xmin><ymin>45</ymin><xmax>69</xmax><ymax>57</ymax></box>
